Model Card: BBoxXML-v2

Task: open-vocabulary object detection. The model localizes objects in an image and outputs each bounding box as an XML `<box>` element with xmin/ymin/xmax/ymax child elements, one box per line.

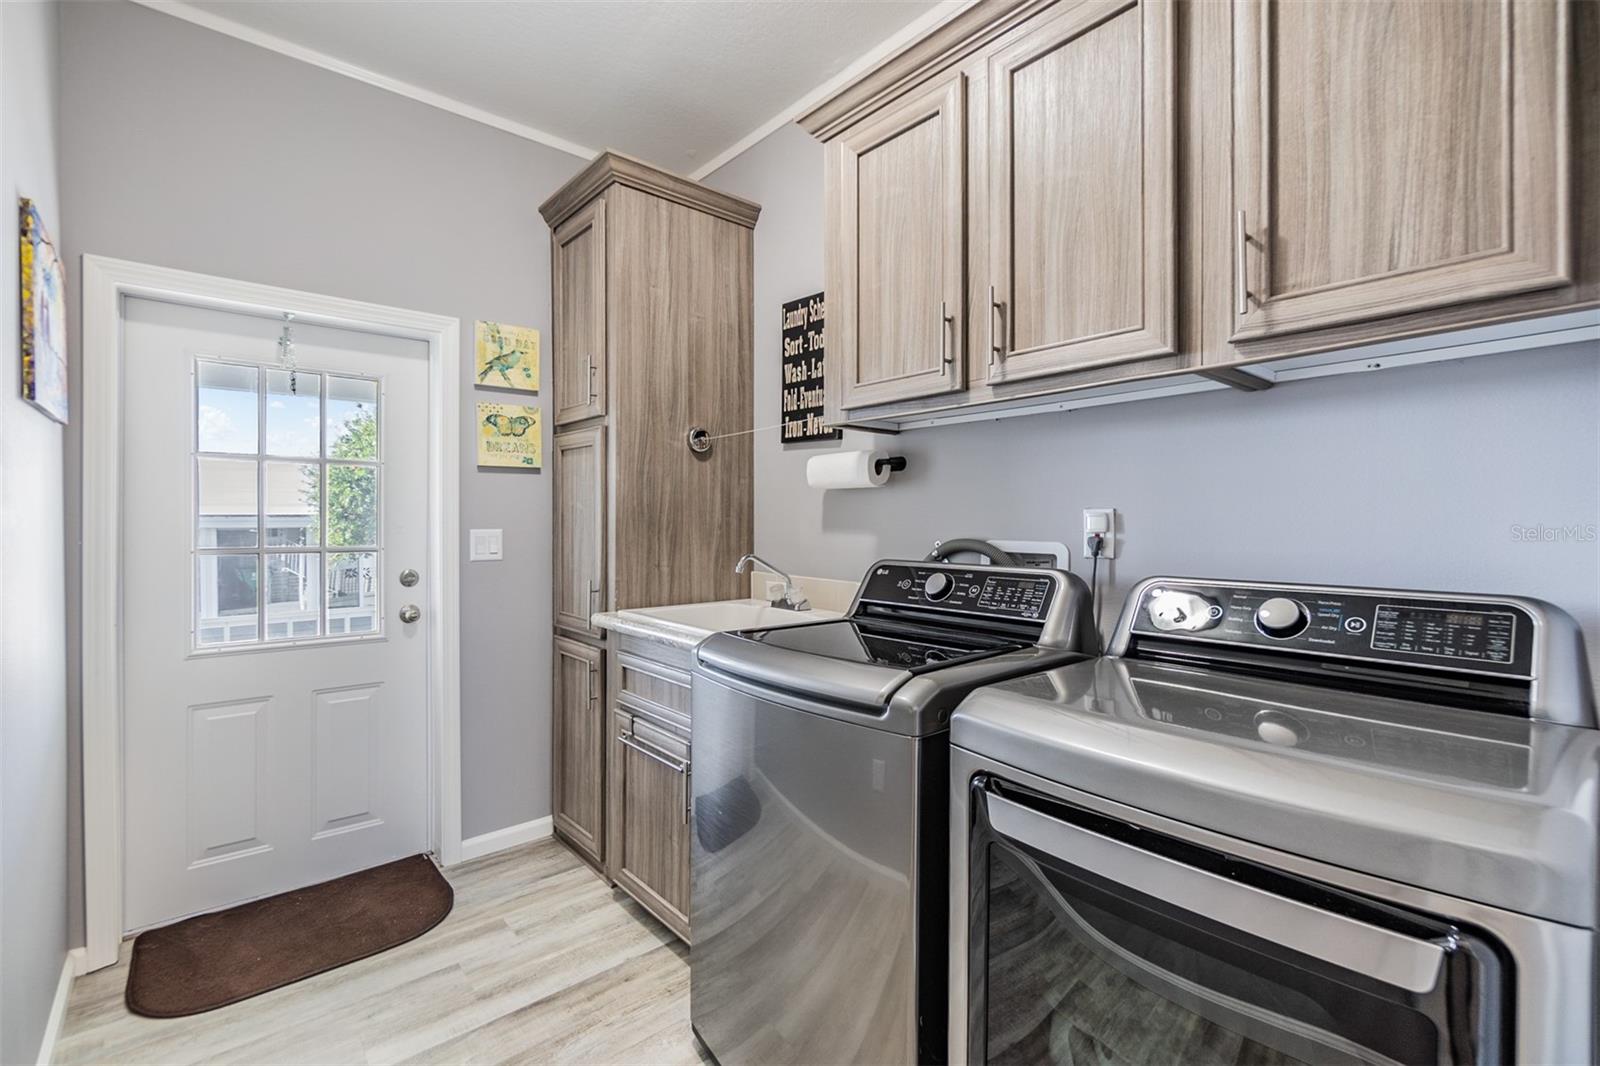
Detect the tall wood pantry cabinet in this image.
<box><xmin>539</xmin><ymin>153</ymin><xmax>757</xmax><ymax>934</ymax></box>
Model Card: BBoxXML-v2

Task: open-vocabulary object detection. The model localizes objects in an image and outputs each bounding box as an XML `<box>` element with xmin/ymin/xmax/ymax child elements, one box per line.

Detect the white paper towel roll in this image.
<box><xmin>806</xmin><ymin>450</ymin><xmax>892</xmax><ymax>490</ymax></box>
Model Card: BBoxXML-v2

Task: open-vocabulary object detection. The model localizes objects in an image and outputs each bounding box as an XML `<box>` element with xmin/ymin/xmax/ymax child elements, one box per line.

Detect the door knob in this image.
<box><xmin>399</xmin><ymin>568</ymin><xmax>420</xmax><ymax>587</ymax></box>
<box><xmin>399</xmin><ymin>604</ymin><xmax>421</xmax><ymax>624</ymax></box>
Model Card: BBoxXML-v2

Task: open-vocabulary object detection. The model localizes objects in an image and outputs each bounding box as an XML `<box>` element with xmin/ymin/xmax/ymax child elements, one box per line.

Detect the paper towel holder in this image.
<box><xmin>875</xmin><ymin>456</ymin><xmax>907</xmax><ymax>475</ymax></box>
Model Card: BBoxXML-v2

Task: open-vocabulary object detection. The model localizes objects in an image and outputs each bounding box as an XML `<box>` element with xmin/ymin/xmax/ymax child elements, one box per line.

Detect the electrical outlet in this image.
<box><xmin>1083</xmin><ymin>508</ymin><xmax>1116</xmax><ymax>560</ymax></box>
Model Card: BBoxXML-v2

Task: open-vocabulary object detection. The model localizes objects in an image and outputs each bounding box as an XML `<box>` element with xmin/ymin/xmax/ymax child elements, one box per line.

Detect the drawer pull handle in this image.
<box><xmin>1235</xmin><ymin>210</ymin><xmax>1250</xmax><ymax>317</ymax></box>
<box><xmin>618</xmin><ymin>731</ymin><xmax>688</xmax><ymax>775</ymax></box>
<box><xmin>939</xmin><ymin>300</ymin><xmax>955</xmax><ymax>367</ymax></box>
<box><xmin>987</xmin><ymin>285</ymin><xmax>1005</xmax><ymax>373</ymax></box>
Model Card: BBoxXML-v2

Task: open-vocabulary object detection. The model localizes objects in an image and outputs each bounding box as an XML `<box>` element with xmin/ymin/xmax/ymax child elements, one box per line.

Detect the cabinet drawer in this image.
<box><xmin>616</xmin><ymin>692</ymin><xmax>689</xmax><ymax>752</ymax></box>
<box><xmin>617</xmin><ymin>636</ymin><xmax>696</xmax><ymax>672</ymax></box>
<box><xmin>617</xmin><ymin>651</ymin><xmax>691</xmax><ymax>718</ymax></box>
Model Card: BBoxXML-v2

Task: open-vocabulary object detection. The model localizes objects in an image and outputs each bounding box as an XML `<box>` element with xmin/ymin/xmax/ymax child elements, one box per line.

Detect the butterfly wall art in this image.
<box><xmin>477</xmin><ymin>402</ymin><xmax>541</xmax><ymax>468</ymax></box>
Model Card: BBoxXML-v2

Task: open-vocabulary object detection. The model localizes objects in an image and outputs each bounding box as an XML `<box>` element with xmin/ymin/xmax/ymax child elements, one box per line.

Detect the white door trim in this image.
<box><xmin>80</xmin><ymin>255</ymin><xmax>463</xmax><ymax>972</ymax></box>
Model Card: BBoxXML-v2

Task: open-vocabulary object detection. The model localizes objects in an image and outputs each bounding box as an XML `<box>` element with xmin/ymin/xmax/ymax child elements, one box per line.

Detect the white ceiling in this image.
<box><xmin>154</xmin><ymin>0</ymin><xmax>956</xmax><ymax>176</ymax></box>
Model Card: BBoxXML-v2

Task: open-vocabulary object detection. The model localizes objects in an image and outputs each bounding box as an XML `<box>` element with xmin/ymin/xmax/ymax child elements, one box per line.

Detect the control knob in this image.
<box><xmin>1147</xmin><ymin>589</ymin><xmax>1222</xmax><ymax>632</ymax></box>
<box><xmin>1255</xmin><ymin>597</ymin><xmax>1309</xmax><ymax>638</ymax></box>
<box><xmin>923</xmin><ymin>571</ymin><xmax>954</xmax><ymax>602</ymax></box>
<box><xmin>1253</xmin><ymin>709</ymin><xmax>1310</xmax><ymax>748</ymax></box>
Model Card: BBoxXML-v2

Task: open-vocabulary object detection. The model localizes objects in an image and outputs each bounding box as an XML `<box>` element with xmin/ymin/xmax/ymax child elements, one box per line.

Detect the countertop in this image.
<box><xmin>592</xmin><ymin>598</ymin><xmax>842</xmax><ymax>651</ymax></box>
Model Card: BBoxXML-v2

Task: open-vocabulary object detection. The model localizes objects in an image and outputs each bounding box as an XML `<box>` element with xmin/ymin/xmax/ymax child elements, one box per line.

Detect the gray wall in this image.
<box><xmin>1</xmin><ymin>3</ymin><xmax>70</xmax><ymax>1061</ymax></box>
<box><xmin>707</xmin><ymin>125</ymin><xmax>1600</xmax><ymax>687</ymax></box>
<box><xmin>59</xmin><ymin>0</ymin><xmax>587</xmax><ymax>862</ymax></box>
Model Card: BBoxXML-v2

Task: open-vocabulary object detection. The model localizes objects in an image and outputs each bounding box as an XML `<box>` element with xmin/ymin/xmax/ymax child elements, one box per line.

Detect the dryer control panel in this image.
<box><xmin>1128</xmin><ymin>581</ymin><xmax>1537</xmax><ymax>679</ymax></box>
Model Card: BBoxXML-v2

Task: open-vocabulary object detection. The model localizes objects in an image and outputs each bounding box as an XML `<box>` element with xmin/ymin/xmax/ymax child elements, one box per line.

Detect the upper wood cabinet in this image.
<box><xmin>828</xmin><ymin>71</ymin><xmax>967</xmax><ymax>410</ymax></box>
<box><xmin>553</xmin><ymin>425</ymin><xmax>605</xmax><ymax>637</ymax></box>
<box><xmin>987</xmin><ymin>0</ymin><xmax>1175</xmax><ymax>383</ymax></box>
<box><xmin>552</xmin><ymin>198</ymin><xmax>607</xmax><ymax>425</ymax></box>
<box><xmin>802</xmin><ymin>0</ymin><xmax>1591</xmax><ymax>430</ymax></box>
<box><xmin>552</xmin><ymin>636</ymin><xmax>605</xmax><ymax>867</ymax></box>
<box><xmin>1230</xmin><ymin>0</ymin><xmax>1571</xmax><ymax>341</ymax></box>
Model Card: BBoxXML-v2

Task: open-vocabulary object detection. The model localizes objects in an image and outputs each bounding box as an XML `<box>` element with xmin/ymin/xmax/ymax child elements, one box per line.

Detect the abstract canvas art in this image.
<box><xmin>474</xmin><ymin>320</ymin><xmax>540</xmax><ymax>392</ymax></box>
<box><xmin>19</xmin><ymin>197</ymin><xmax>67</xmax><ymax>424</ymax></box>
<box><xmin>477</xmin><ymin>402</ymin><xmax>541</xmax><ymax>469</ymax></box>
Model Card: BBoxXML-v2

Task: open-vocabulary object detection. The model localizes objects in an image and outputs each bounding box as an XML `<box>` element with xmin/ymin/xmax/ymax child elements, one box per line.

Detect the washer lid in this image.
<box><xmin>953</xmin><ymin>657</ymin><xmax>1600</xmax><ymax>927</ymax></box>
<box><xmin>737</xmin><ymin>618</ymin><xmax>1023</xmax><ymax>671</ymax></box>
<box><xmin>697</xmin><ymin>623</ymin><xmax>1080</xmax><ymax>736</ymax></box>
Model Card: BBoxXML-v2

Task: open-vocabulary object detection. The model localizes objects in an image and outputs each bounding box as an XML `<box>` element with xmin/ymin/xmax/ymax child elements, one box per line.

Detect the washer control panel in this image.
<box><xmin>858</xmin><ymin>562</ymin><xmax>1057</xmax><ymax>622</ymax></box>
<box><xmin>1130</xmin><ymin>582</ymin><xmax>1535</xmax><ymax>678</ymax></box>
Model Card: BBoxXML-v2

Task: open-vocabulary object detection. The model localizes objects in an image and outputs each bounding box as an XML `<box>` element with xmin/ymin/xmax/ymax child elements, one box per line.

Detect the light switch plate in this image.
<box><xmin>469</xmin><ymin>528</ymin><xmax>503</xmax><ymax>561</ymax></box>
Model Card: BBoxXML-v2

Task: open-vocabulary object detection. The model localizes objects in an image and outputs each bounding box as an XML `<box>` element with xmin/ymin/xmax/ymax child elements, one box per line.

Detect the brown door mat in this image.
<box><xmin>126</xmin><ymin>854</ymin><xmax>453</xmax><ymax>1018</ymax></box>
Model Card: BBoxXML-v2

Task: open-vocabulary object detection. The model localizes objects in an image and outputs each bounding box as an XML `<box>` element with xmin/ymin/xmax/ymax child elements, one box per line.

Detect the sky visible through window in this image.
<box><xmin>199</xmin><ymin>367</ymin><xmax>374</xmax><ymax>457</ymax></box>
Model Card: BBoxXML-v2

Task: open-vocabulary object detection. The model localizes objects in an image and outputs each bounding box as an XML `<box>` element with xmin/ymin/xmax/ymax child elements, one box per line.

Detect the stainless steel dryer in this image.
<box><xmin>691</xmin><ymin>559</ymin><xmax>1097</xmax><ymax>1066</ymax></box>
<box><xmin>950</xmin><ymin>578</ymin><xmax>1597</xmax><ymax>1066</ymax></box>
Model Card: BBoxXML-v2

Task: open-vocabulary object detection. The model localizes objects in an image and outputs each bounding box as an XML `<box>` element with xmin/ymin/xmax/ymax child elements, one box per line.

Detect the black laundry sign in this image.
<box><xmin>781</xmin><ymin>292</ymin><xmax>838</xmax><ymax>444</ymax></box>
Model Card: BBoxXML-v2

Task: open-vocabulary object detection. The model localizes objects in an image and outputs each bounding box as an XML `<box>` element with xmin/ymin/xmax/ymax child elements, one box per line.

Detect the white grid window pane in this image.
<box><xmin>327</xmin><ymin>552</ymin><xmax>379</xmax><ymax>635</ymax></box>
<box><xmin>326</xmin><ymin>465</ymin><xmax>377</xmax><ymax>548</ymax></box>
<box><xmin>265</xmin><ymin>553</ymin><xmax>322</xmax><ymax>640</ymax></box>
<box><xmin>198</xmin><ymin>457</ymin><xmax>258</xmax><ymax>548</ymax></box>
<box><xmin>196</xmin><ymin>554</ymin><xmax>259</xmax><ymax>646</ymax></box>
<box><xmin>265</xmin><ymin>462</ymin><xmax>320</xmax><ymax>547</ymax></box>
<box><xmin>326</xmin><ymin>376</ymin><xmax>378</xmax><ymax>460</ymax></box>
<box><xmin>265</xmin><ymin>369</ymin><xmax>322</xmax><ymax>457</ymax></box>
<box><xmin>197</xmin><ymin>362</ymin><xmax>258</xmax><ymax>454</ymax></box>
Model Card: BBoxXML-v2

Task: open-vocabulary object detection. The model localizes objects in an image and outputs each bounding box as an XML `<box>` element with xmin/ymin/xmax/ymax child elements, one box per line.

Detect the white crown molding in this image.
<box><xmin>131</xmin><ymin>0</ymin><xmax>968</xmax><ymax>185</ymax></box>
<box><xmin>129</xmin><ymin>0</ymin><xmax>597</xmax><ymax>162</ymax></box>
<box><xmin>688</xmin><ymin>0</ymin><xmax>973</xmax><ymax>180</ymax></box>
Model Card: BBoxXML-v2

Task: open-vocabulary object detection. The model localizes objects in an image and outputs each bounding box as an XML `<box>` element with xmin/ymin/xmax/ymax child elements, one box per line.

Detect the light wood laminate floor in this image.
<box><xmin>56</xmin><ymin>840</ymin><xmax>708</xmax><ymax>1065</ymax></box>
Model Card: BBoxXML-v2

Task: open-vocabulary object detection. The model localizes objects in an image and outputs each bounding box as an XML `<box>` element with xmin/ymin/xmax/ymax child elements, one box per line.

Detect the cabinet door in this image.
<box><xmin>552</xmin><ymin>198</ymin><xmax>606</xmax><ymax>424</ymax></box>
<box><xmin>1231</xmin><ymin>0</ymin><xmax>1570</xmax><ymax>341</ymax></box>
<box><xmin>830</xmin><ymin>70</ymin><xmax>966</xmax><ymax>410</ymax></box>
<box><xmin>611</xmin><ymin>701</ymin><xmax>691</xmax><ymax>941</ymax></box>
<box><xmin>553</xmin><ymin>425</ymin><xmax>605</xmax><ymax>637</ymax></box>
<box><xmin>987</xmin><ymin>0</ymin><xmax>1175</xmax><ymax>384</ymax></box>
<box><xmin>552</xmin><ymin>637</ymin><xmax>605</xmax><ymax>866</ymax></box>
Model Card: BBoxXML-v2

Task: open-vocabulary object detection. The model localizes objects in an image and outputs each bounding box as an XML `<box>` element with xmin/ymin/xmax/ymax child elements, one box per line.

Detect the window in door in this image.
<box><xmin>193</xmin><ymin>359</ymin><xmax>382</xmax><ymax>648</ymax></box>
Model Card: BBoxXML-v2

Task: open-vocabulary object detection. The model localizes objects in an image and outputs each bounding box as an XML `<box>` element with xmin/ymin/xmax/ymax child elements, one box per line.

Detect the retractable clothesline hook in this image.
<box><xmin>687</xmin><ymin>421</ymin><xmax>817</xmax><ymax>454</ymax></box>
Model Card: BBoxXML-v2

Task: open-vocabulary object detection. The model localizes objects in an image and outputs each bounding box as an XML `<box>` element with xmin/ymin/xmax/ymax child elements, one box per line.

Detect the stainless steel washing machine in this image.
<box><xmin>950</xmin><ymin>577</ymin><xmax>1597</xmax><ymax>1065</ymax></box>
<box><xmin>690</xmin><ymin>559</ymin><xmax>1098</xmax><ymax>1065</ymax></box>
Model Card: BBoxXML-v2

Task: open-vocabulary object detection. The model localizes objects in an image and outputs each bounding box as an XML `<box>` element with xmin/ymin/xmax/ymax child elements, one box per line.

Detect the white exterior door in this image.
<box><xmin>121</xmin><ymin>296</ymin><xmax>431</xmax><ymax>932</ymax></box>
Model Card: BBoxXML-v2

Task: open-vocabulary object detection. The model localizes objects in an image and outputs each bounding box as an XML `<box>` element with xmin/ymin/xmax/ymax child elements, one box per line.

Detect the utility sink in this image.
<box><xmin>622</xmin><ymin>599</ymin><xmax>839</xmax><ymax>635</ymax></box>
<box><xmin>600</xmin><ymin>598</ymin><xmax>841</xmax><ymax>649</ymax></box>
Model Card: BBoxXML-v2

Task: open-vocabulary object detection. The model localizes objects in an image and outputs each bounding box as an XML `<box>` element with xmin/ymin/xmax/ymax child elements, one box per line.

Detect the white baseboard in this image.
<box><xmin>455</xmin><ymin>816</ymin><xmax>553</xmax><ymax>863</ymax></box>
<box><xmin>36</xmin><ymin>950</ymin><xmax>79</xmax><ymax>1065</ymax></box>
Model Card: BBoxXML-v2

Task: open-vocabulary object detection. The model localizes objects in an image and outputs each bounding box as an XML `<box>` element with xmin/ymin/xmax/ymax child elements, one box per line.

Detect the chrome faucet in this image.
<box><xmin>734</xmin><ymin>553</ymin><xmax>810</xmax><ymax>611</ymax></box>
